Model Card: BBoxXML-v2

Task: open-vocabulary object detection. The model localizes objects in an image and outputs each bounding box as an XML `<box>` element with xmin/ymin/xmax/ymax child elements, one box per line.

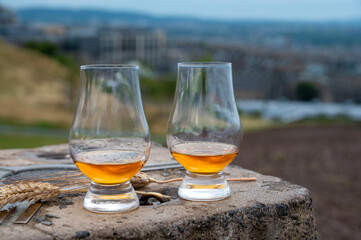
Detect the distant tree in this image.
<box><xmin>24</xmin><ymin>41</ymin><xmax>79</xmax><ymax>108</ymax></box>
<box><xmin>140</xmin><ymin>74</ymin><xmax>177</xmax><ymax>102</ymax></box>
<box><xmin>196</xmin><ymin>52</ymin><xmax>213</xmax><ymax>62</ymax></box>
<box><xmin>25</xmin><ymin>41</ymin><xmax>57</xmax><ymax>57</ymax></box>
<box><xmin>24</xmin><ymin>41</ymin><xmax>75</xmax><ymax>67</ymax></box>
<box><xmin>295</xmin><ymin>82</ymin><xmax>319</xmax><ymax>101</ymax></box>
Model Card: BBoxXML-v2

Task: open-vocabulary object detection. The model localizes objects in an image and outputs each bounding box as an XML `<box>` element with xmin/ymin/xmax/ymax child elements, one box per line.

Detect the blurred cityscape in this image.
<box><xmin>1</xmin><ymin>3</ymin><xmax>361</xmax><ymax>140</ymax></box>
<box><xmin>2</xmin><ymin>6</ymin><xmax>361</xmax><ymax>102</ymax></box>
<box><xmin>0</xmin><ymin>2</ymin><xmax>361</xmax><ymax>239</ymax></box>
<box><xmin>1</xmin><ymin>4</ymin><xmax>361</xmax><ymax>129</ymax></box>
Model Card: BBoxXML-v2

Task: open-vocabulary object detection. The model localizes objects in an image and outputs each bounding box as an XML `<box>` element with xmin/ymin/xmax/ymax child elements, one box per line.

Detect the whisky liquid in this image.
<box><xmin>72</xmin><ymin>150</ymin><xmax>147</xmax><ymax>185</ymax></box>
<box><xmin>171</xmin><ymin>142</ymin><xmax>239</xmax><ymax>174</ymax></box>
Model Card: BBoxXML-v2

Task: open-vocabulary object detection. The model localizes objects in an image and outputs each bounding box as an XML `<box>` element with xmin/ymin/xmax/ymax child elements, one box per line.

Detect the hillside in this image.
<box><xmin>0</xmin><ymin>40</ymin><xmax>74</xmax><ymax>126</ymax></box>
<box><xmin>0</xmin><ymin>40</ymin><xmax>275</xmax><ymax>147</ymax></box>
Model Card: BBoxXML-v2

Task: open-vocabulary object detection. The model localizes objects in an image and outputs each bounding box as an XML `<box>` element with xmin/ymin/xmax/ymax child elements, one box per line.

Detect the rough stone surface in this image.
<box><xmin>75</xmin><ymin>231</ymin><xmax>90</xmax><ymax>239</ymax></box>
<box><xmin>0</xmin><ymin>144</ymin><xmax>318</xmax><ymax>239</ymax></box>
<box><xmin>41</xmin><ymin>220</ymin><xmax>52</xmax><ymax>226</ymax></box>
<box><xmin>0</xmin><ymin>143</ymin><xmax>171</xmax><ymax>167</ymax></box>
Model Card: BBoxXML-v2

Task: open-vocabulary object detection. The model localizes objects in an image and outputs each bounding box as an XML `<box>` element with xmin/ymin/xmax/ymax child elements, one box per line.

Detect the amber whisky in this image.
<box><xmin>171</xmin><ymin>142</ymin><xmax>239</xmax><ymax>174</ymax></box>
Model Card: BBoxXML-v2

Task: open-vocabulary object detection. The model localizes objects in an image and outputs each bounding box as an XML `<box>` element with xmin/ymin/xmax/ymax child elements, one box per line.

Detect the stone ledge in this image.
<box><xmin>0</xmin><ymin>145</ymin><xmax>318</xmax><ymax>239</ymax></box>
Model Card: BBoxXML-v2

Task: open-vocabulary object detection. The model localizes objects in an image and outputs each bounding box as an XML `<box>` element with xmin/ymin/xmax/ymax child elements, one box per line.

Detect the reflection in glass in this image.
<box><xmin>167</xmin><ymin>62</ymin><xmax>242</xmax><ymax>201</ymax></box>
<box><xmin>69</xmin><ymin>65</ymin><xmax>150</xmax><ymax>213</ymax></box>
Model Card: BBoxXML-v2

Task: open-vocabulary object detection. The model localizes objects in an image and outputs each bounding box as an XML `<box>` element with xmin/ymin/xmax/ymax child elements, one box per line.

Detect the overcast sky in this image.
<box><xmin>2</xmin><ymin>0</ymin><xmax>361</xmax><ymax>21</ymax></box>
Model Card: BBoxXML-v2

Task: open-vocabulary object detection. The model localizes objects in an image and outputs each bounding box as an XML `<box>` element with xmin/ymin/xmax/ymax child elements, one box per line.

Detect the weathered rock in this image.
<box><xmin>75</xmin><ymin>231</ymin><xmax>90</xmax><ymax>239</ymax></box>
<box><xmin>41</xmin><ymin>220</ymin><xmax>52</xmax><ymax>226</ymax></box>
<box><xmin>45</xmin><ymin>214</ymin><xmax>60</xmax><ymax>219</ymax></box>
<box><xmin>0</xmin><ymin>144</ymin><xmax>318</xmax><ymax>239</ymax></box>
<box><xmin>36</xmin><ymin>216</ymin><xmax>46</xmax><ymax>222</ymax></box>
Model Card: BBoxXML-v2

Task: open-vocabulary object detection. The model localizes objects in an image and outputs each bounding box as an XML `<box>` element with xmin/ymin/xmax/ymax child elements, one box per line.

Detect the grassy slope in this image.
<box><xmin>0</xmin><ymin>40</ymin><xmax>275</xmax><ymax>148</ymax></box>
<box><xmin>0</xmin><ymin>133</ymin><xmax>67</xmax><ymax>149</ymax></box>
<box><xmin>0</xmin><ymin>40</ymin><xmax>74</xmax><ymax>126</ymax></box>
<box><xmin>0</xmin><ymin>40</ymin><xmax>74</xmax><ymax>148</ymax></box>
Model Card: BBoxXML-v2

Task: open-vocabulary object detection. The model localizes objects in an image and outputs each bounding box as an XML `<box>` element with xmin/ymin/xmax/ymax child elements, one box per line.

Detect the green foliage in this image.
<box><xmin>0</xmin><ymin>133</ymin><xmax>67</xmax><ymax>149</ymax></box>
<box><xmin>24</xmin><ymin>41</ymin><xmax>78</xmax><ymax>88</ymax></box>
<box><xmin>0</xmin><ymin>119</ymin><xmax>67</xmax><ymax>129</ymax></box>
<box><xmin>25</xmin><ymin>41</ymin><xmax>71</xmax><ymax>67</ymax></box>
<box><xmin>24</xmin><ymin>41</ymin><xmax>74</xmax><ymax>67</ymax></box>
<box><xmin>291</xmin><ymin>114</ymin><xmax>361</xmax><ymax>126</ymax></box>
<box><xmin>151</xmin><ymin>134</ymin><xmax>166</xmax><ymax>146</ymax></box>
<box><xmin>195</xmin><ymin>52</ymin><xmax>213</xmax><ymax>62</ymax></box>
<box><xmin>140</xmin><ymin>74</ymin><xmax>177</xmax><ymax>101</ymax></box>
<box><xmin>24</xmin><ymin>41</ymin><xmax>57</xmax><ymax>56</ymax></box>
<box><xmin>295</xmin><ymin>82</ymin><xmax>319</xmax><ymax>101</ymax></box>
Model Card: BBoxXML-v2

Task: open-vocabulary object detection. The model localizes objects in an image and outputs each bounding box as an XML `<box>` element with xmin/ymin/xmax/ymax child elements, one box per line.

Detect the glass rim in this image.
<box><xmin>80</xmin><ymin>64</ymin><xmax>139</xmax><ymax>70</ymax></box>
<box><xmin>178</xmin><ymin>62</ymin><xmax>231</xmax><ymax>67</ymax></box>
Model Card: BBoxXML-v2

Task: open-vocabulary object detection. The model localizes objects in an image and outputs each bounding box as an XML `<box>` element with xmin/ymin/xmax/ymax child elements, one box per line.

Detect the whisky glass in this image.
<box><xmin>69</xmin><ymin>65</ymin><xmax>151</xmax><ymax>213</ymax></box>
<box><xmin>167</xmin><ymin>62</ymin><xmax>242</xmax><ymax>201</ymax></box>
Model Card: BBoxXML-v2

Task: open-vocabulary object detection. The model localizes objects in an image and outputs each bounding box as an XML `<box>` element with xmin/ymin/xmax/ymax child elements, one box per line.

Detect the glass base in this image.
<box><xmin>83</xmin><ymin>181</ymin><xmax>139</xmax><ymax>213</ymax></box>
<box><xmin>178</xmin><ymin>171</ymin><xmax>230</xmax><ymax>201</ymax></box>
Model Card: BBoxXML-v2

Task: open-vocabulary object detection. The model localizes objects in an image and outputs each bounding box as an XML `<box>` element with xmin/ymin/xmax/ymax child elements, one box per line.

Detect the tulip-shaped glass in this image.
<box><xmin>167</xmin><ymin>62</ymin><xmax>242</xmax><ymax>201</ymax></box>
<box><xmin>69</xmin><ymin>65</ymin><xmax>151</xmax><ymax>213</ymax></box>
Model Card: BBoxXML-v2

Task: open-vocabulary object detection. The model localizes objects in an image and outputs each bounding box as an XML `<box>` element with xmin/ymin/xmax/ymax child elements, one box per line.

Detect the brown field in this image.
<box><xmin>233</xmin><ymin>125</ymin><xmax>361</xmax><ymax>240</ymax></box>
<box><xmin>0</xmin><ymin>40</ymin><xmax>74</xmax><ymax>126</ymax></box>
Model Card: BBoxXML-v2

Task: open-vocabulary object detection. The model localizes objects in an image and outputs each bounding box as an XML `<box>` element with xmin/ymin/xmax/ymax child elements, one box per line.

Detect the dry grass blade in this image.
<box><xmin>150</xmin><ymin>177</ymin><xmax>256</xmax><ymax>184</ymax></box>
<box><xmin>0</xmin><ymin>171</ymin><xmax>256</xmax><ymax>209</ymax></box>
<box><xmin>0</xmin><ymin>182</ymin><xmax>60</xmax><ymax>209</ymax></box>
<box><xmin>136</xmin><ymin>191</ymin><xmax>172</xmax><ymax>203</ymax></box>
<box><xmin>131</xmin><ymin>172</ymin><xmax>256</xmax><ymax>188</ymax></box>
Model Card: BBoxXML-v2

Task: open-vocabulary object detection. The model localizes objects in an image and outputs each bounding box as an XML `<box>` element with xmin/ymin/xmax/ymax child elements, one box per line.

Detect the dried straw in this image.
<box><xmin>0</xmin><ymin>182</ymin><xmax>60</xmax><ymax>208</ymax></box>
<box><xmin>0</xmin><ymin>172</ymin><xmax>256</xmax><ymax>208</ymax></box>
<box><xmin>131</xmin><ymin>172</ymin><xmax>256</xmax><ymax>188</ymax></box>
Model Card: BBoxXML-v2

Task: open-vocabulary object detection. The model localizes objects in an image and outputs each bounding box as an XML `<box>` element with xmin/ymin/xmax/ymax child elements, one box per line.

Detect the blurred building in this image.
<box><xmin>0</xmin><ymin>5</ymin><xmax>17</xmax><ymax>24</ymax></box>
<box><xmin>0</xmin><ymin>5</ymin><xmax>65</xmax><ymax>44</ymax></box>
<box><xmin>64</xmin><ymin>27</ymin><xmax>167</xmax><ymax>70</ymax></box>
<box><xmin>0</xmin><ymin>5</ymin><xmax>167</xmax><ymax>70</ymax></box>
<box><xmin>169</xmin><ymin>40</ymin><xmax>361</xmax><ymax>103</ymax></box>
<box><xmin>1</xmin><ymin>4</ymin><xmax>360</xmax><ymax>102</ymax></box>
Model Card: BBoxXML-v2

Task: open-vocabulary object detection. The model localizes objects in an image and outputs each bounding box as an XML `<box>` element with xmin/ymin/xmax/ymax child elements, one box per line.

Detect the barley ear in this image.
<box><xmin>0</xmin><ymin>182</ymin><xmax>60</xmax><ymax>208</ymax></box>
